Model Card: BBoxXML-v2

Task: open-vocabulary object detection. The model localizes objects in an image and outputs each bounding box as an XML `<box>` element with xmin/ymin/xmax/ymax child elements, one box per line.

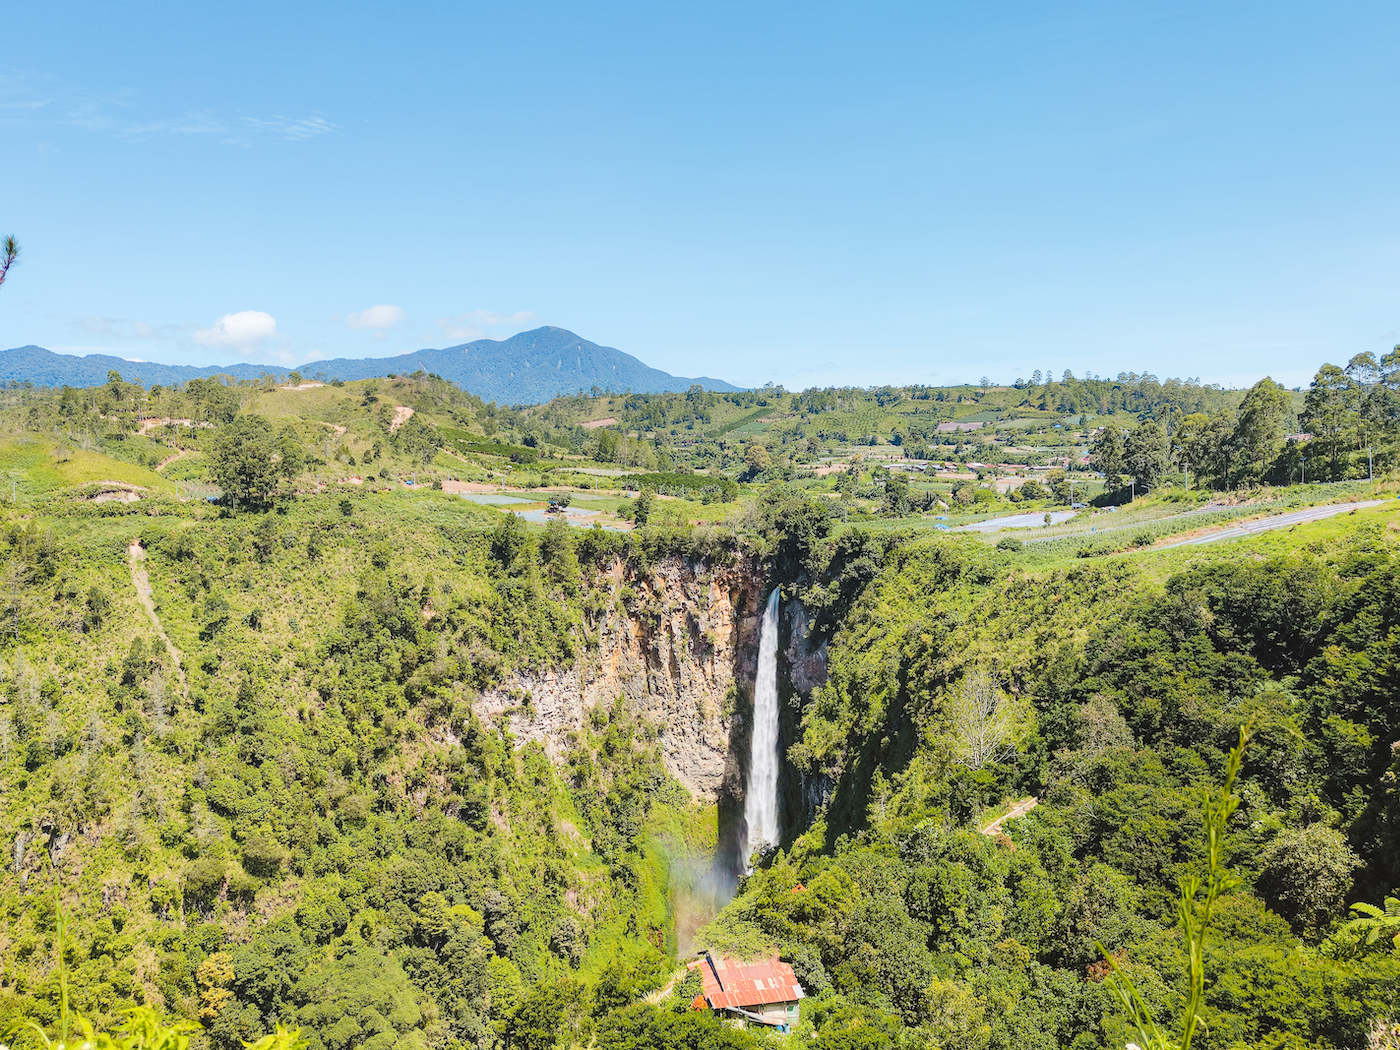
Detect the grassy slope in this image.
<box><xmin>0</xmin><ymin>436</ymin><xmax>174</xmax><ymax>499</ymax></box>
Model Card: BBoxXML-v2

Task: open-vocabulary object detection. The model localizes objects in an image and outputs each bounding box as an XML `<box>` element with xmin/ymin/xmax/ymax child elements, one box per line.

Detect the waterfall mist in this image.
<box><xmin>744</xmin><ymin>588</ymin><xmax>781</xmax><ymax>868</ymax></box>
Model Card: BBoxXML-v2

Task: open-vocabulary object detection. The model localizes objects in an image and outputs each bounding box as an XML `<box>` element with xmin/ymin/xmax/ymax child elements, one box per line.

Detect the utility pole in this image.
<box><xmin>1301</xmin><ymin>457</ymin><xmax>1306</xmax><ymax>485</ymax></box>
<box><xmin>1368</xmin><ymin>445</ymin><xmax>1374</xmax><ymax>483</ymax></box>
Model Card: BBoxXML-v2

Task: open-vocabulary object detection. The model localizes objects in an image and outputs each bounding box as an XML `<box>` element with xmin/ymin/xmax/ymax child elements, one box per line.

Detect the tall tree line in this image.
<box><xmin>1093</xmin><ymin>349</ymin><xmax>1400</xmax><ymax>490</ymax></box>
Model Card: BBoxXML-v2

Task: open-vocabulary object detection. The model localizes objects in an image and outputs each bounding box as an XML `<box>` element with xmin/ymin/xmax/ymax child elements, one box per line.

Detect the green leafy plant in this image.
<box><xmin>9</xmin><ymin>1006</ymin><xmax>199</xmax><ymax>1050</ymax></box>
<box><xmin>1324</xmin><ymin>897</ymin><xmax>1400</xmax><ymax>958</ymax></box>
<box><xmin>5</xmin><ymin>888</ymin><xmax>306</xmax><ymax>1050</ymax></box>
<box><xmin>1097</xmin><ymin>725</ymin><xmax>1251</xmax><ymax>1050</ymax></box>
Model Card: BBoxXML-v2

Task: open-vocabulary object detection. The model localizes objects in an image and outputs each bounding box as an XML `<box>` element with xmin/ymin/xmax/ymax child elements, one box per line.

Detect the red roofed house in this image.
<box><xmin>688</xmin><ymin>951</ymin><xmax>804</xmax><ymax>1032</ymax></box>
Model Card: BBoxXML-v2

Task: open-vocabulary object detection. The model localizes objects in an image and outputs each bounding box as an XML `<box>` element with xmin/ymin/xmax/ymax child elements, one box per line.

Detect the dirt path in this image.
<box><xmin>390</xmin><ymin>406</ymin><xmax>414</xmax><ymax>433</ymax></box>
<box><xmin>127</xmin><ymin>540</ymin><xmax>188</xmax><ymax>699</ymax></box>
<box><xmin>644</xmin><ymin>972</ymin><xmax>685</xmax><ymax>1006</ymax></box>
<box><xmin>981</xmin><ymin>797</ymin><xmax>1038</xmax><ymax>837</ymax></box>
<box><xmin>315</xmin><ymin>421</ymin><xmax>347</xmax><ymax>436</ymax></box>
<box><xmin>437</xmin><ymin>446</ymin><xmax>474</xmax><ymax>466</ymax></box>
<box><xmin>155</xmin><ymin>449</ymin><xmax>187</xmax><ymax>472</ymax></box>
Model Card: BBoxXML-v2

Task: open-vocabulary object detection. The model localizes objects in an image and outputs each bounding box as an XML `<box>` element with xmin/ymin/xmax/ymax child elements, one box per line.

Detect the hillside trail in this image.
<box><xmin>127</xmin><ymin>539</ymin><xmax>188</xmax><ymax>699</ymax></box>
<box><xmin>643</xmin><ymin>971</ymin><xmax>685</xmax><ymax>1006</ymax></box>
<box><xmin>980</xmin><ymin>797</ymin><xmax>1038</xmax><ymax>837</ymax></box>
<box><xmin>315</xmin><ymin>421</ymin><xmax>347</xmax><ymax>436</ymax></box>
<box><xmin>154</xmin><ymin>448</ymin><xmax>187</xmax><ymax>472</ymax></box>
<box><xmin>437</xmin><ymin>446</ymin><xmax>476</xmax><ymax>467</ymax></box>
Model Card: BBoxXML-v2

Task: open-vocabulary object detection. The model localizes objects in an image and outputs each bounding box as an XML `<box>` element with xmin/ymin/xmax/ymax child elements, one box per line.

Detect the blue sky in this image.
<box><xmin>3</xmin><ymin>1</ymin><xmax>1399</xmax><ymax>390</ymax></box>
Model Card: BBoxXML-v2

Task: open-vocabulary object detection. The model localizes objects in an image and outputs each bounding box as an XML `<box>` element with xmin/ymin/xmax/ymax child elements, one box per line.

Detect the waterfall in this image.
<box><xmin>744</xmin><ymin>588</ymin><xmax>781</xmax><ymax>867</ymax></box>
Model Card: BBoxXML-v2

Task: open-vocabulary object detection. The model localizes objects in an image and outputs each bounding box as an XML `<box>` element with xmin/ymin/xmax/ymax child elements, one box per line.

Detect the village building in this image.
<box><xmin>688</xmin><ymin>951</ymin><xmax>804</xmax><ymax>1033</ymax></box>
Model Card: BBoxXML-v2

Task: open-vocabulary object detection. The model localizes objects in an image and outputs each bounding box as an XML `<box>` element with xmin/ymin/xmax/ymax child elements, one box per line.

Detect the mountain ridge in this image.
<box><xmin>0</xmin><ymin>326</ymin><xmax>742</xmax><ymax>402</ymax></box>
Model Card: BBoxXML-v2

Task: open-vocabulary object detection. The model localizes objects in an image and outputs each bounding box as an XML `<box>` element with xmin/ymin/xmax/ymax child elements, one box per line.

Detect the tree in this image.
<box><xmin>198</xmin><ymin>952</ymin><xmax>236</xmax><ymax>1019</ymax></box>
<box><xmin>1075</xmin><ymin>693</ymin><xmax>1134</xmax><ymax>755</ymax></box>
<box><xmin>881</xmin><ymin>471</ymin><xmax>911</xmax><ymax>516</ymax></box>
<box><xmin>947</xmin><ymin>668</ymin><xmax>1022</xmax><ymax>770</ymax></box>
<box><xmin>393</xmin><ymin>414</ymin><xmax>438</xmax><ymax>465</ymax></box>
<box><xmin>491</xmin><ymin>511</ymin><xmax>529</xmax><ymax>568</ymax></box>
<box><xmin>1175</xmin><ymin>411</ymin><xmax>1235</xmax><ymax>489</ymax></box>
<box><xmin>540</xmin><ymin>516</ymin><xmax>580</xmax><ymax>591</ymax></box>
<box><xmin>1302</xmin><ymin>363</ymin><xmax>1359</xmax><ymax>479</ymax></box>
<box><xmin>745</xmin><ymin>442</ymin><xmax>771</xmax><ymax>476</ymax></box>
<box><xmin>1256</xmin><ymin>824</ymin><xmax>1362</xmax><ymax>937</ymax></box>
<box><xmin>292</xmin><ymin>947</ymin><xmax>426</xmax><ymax>1050</ymax></box>
<box><xmin>1345</xmin><ymin>351</ymin><xmax>1380</xmax><ymax>387</ymax></box>
<box><xmin>1092</xmin><ymin>424</ymin><xmax>1126</xmax><ymax>488</ymax></box>
<box><xmin>1232</xmin><ymin>377</ymin><xmax>1290</xmax><ymax>481</ymax></box>
<box><xmin>1125</xmin><ymin>420</ymin><xmax>1171</xmax><ymax>491</ymax></box>
<box><xmin>837</xmin><ymin>464</ymin><xmax>858</xmax><ymax>499</ymax></box>
<box><xmin>1018</xmin><ymin>478</ymin><xmax>1047</xmax><ymax>501</ymax></box>
<box><xmin>276</xmin><ymin>425</ymin><xmax>304</xmax><ymax>478</ymax></box>
<box><xmin>0</xmin><ymin>235</ymin><xmax>17</xmax><ymax>288</ymax></box>
<box><xmin>508</xmin><ymin>979</ymin><xmax>584</xmax><ymax>1050</ymax></box>
<box><xmin>207</xmin><ymin>415</ymin><xmax>299</xmax><ymax>510</ymax></box>
<box><xmin>1360</xmin><ymin>347</ymin><xmax>1400</xmax><ymax>470</ymax></box>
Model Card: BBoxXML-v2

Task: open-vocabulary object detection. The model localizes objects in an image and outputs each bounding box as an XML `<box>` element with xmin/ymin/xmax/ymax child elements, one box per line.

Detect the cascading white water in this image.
<box><xmin>744</xmin><ymin>588</ymin><xmax>781</xmax><ymax>866</ymax></box>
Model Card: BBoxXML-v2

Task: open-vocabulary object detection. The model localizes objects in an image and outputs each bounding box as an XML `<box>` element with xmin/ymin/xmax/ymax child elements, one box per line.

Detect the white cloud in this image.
<box><xmin>436</xmin><ymin>310</ymin><xmax>537</xmax><ymax>342</ymax></box>
<box><xmin>193</xmin><ymin>310</ymin><xmax>278</xmax><ymax>353</ymax></box>
<box><xmin>239</xmin><ymin>115</ymin><xmax>337</xmax><ymax>141</ymax></box>
<box><xmin>0</xmin><ymin>70</ymin><xmax>335</xmax><ymax>146</ymax></box>
<box><xmin>347</xmin><ymin>304</ymin><xmax>407</xmax><ymax>330</ymax></box>
<box><xmin>72</xmin><ymin>315</ymin><xmax>192</xmax><ymax>341</ymax></box>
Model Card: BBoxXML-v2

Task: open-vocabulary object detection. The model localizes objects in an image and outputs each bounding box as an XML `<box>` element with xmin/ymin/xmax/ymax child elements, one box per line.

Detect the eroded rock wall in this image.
<box><xmin>474</xmin><ymin>557</ymin><xmax>779</xmax><ymax>801</ymax></box>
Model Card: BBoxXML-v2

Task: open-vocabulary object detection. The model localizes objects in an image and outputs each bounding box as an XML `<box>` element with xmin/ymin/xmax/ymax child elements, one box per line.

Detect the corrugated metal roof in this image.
<box><xmin>687</xmin><ymin>953</ymin><xmax>803</xmax><ymax>1010</ymax></box>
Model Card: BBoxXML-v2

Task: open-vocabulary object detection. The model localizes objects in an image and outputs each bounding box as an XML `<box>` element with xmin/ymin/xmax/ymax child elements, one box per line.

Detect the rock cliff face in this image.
<box><xmin>474</xmin><ymin>556</ymin><xmax>830</xmax><ymax>880</ymax></box>
<box><xmin>473</xmin><ymin>557</ymin><xmax>766</xmax><ymax>802</ymax></box>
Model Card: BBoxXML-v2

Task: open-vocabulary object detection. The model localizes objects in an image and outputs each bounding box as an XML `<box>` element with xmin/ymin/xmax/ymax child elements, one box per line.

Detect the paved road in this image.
<box><xmin>1156</xmin><ymin>499</ymin><xmax>1389</xmax><ymax>549</ymax></box>
<box><xmin>1023</xmin><ymin>500</ymin><xmax>1232</xmax><ymax>544</ymax></box>
<box><xmin>956</xmin><ymin>510</ymin><xmax>1077</xmax><ymax>532</ymax></box>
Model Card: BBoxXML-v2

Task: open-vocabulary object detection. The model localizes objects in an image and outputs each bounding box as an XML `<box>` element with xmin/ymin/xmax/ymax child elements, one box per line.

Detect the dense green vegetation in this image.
<box><xmin>0</xmin><ymin>485</ymin><xmax>723</xmax><ymax>1050</ymax></box>
<box><xmin>0</xmin><ymin>369</ymin><xmax>1398</xmax><ymax>1050</ymax></box>
<box><xmin>697</xmin><ymin>510</ymin><xmax>1400</xmax><ymax>1048</ymax></box>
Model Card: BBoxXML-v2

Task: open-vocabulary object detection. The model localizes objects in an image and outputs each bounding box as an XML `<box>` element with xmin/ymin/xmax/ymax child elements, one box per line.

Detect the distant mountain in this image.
<box><xmin>0</xmin><ymin>327</ymin><xmax>742</xmax><ymax>403</ymax></box>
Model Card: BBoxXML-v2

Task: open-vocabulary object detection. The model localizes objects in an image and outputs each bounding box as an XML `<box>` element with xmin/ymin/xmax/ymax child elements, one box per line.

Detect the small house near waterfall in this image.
<box><xmin>688</xmin><ymin>951</ymin><xmax>804</xmax><ymax>1032</ymax></box>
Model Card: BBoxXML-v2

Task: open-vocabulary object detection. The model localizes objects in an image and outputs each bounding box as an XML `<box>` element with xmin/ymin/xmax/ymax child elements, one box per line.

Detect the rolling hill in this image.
<box><xmin>0</xmin><ymin>326</ymin><xmax>741</xmax><ymax>403</ymax></box>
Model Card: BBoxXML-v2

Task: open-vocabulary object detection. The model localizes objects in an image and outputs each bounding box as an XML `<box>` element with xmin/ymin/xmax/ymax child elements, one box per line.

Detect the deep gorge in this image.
<box><xmin>473</xmin><ymin>553</ymin><xmax>830</xmax><ymax>890</ymax></box>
